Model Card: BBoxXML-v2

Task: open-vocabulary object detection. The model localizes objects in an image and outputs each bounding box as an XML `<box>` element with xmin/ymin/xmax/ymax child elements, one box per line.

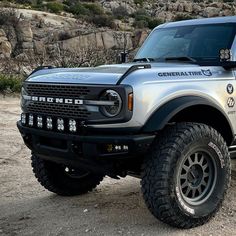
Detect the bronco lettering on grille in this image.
<box><xmin>28</xmin><ymin>96</ymin><xmax>84</xmax><ymax>105</ymax></box>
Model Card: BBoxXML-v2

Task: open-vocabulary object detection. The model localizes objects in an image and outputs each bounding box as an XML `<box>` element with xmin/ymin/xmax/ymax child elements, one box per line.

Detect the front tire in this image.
<box><xmin>141</xmin><ymin>122</ymin><xmax>231</xmax><ymax>228</ymax></box>
<box><xmin>31</xmin><ymin>155</ymin><xmax>104</xmax><ymax>196</ymax></box>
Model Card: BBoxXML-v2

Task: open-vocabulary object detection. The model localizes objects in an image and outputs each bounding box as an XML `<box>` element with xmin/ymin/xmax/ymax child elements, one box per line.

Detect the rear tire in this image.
<box><xmin>141</xmin><ymin>122</ymin><xmax>231</xmax><ymax>228</ymax></box>
<box><xmin>31</xmin><ymin>155</ymin><xmax>104</xmax><ymax>196</ymax></box>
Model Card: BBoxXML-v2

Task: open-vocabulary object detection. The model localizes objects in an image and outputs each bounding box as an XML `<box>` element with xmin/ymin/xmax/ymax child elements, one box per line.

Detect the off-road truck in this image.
<box><xmin>18</xmin><ymin>16</ymin><xmax>236</xmax><ymax>228</ymax></box>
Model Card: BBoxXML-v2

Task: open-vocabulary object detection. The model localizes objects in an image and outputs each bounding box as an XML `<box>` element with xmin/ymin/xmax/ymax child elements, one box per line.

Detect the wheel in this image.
<box><xmin>141</xmin><ymin>122</ymin><xmax>231</xmax><ymax>229</ymax></box>
<box><xmin>31</xmin><ymin>155</ymin><xmax>104</xmax><ymax>196</ymax></box>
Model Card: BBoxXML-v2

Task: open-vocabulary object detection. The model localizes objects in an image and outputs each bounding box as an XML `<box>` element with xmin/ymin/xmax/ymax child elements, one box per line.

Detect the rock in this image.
<box><xmin>17</xmin><ymin>21</ymin><xmax>33</xmax><ymax>42</ymax></box>
<box><xmin>0</xmin><ymin>41</ymin><xmax>12</xmax><ymax>58</ymax></box>
<box><xmin>184</xmin><ymin>3</ymin><xmax>193</xmax><ymax>13</ymax></box>
<box><xmin>46</xmin><ymin>43</ymin><xmax>60</xmax><ymax>57</ymax></box>
<box><xmin>102</xmin><ymin>31</ymin><xmax>116</xmax><ymax>49</ymax></box>
<box><xmin>209</xmin><ymin>2</ymin><xmax>223</xmax><ymax>8</ymax></box>
<box><xmin>95</xmin><ymin>32</ymin><xmax>104</xmax><ymax>49</ymax></box>
<box><xmin>0</xmin><ymin>36</ymin><xmax>8</xmax><ymax>42</ymax></box>
<box><xmin>34</xmin><ymin>40</ymin><xmax>46</xmax><ymax>55</ymax></box>
<box><xmin>203</xmin><ymin>7</ymin><xmax>221</xmax><ymax>18</ymax></box>
<box><xmin>109</xmin><ymin>1</ymin><xmax>120</xmax><ymax>11</ymax></box>
<box><xmin>222</xmin><ymin>9</ymin><xmax>233</xmax><ymax>17</ymax></box>
<box><xmin>222</xmin><ymin>3</ymin><xmax>231</xmax><ymax>10</ymax></box>
<box><xmin>0</xmin><ymin>29</ymin><xmax>6</xmax><ymax>37</ymax></box>
<box><xmin>192</xmin><ymin>4</ymin><xmax>202</xmax><ymax>14</ymax></box>
<box><xmin>3</xmin><ymin>25</ymin><xmax>17</xmax><ymax>49</ymax></box>
<box><xmin>178</xmin><ymin>4</ymin><xmax>184</xmax><ymax>12</ymax></box>
<box><xmin>22</xmin><ymin>42</ymin><xmax>34</xmax><ymax>50</ymax></box>
<box><xmin>120</xmin><ymin>2</ymin><xmax>135</xmax><ymax>14</ymax></box>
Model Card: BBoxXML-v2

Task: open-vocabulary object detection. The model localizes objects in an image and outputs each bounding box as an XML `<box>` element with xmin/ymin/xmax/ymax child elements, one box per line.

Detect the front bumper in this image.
<box><xmin>17</xmin><ymin>121</ymin><xmax>155</xmax><ymax>173</ymax></box>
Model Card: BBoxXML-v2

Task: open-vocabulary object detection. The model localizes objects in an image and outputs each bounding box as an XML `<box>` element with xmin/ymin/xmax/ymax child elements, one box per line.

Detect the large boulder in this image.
<box><xmin>0</xmin><ymin>41</ymin><xmax>12</xmax><ymax>58</ymax></box>
<box><xmin>0</xmin><ymin>28</ymin><xmax>12</xmax><ymax>58</ymax></box>
<box><xmin>17</xmin><ymin>21</ymin><xmax>33</xmax><ymax>42</ymax></box>
<box><xmin>192</xmin><ymin>4</ymin><xmax>202</xmax><ymax>14</ymax></box>
<box><xmin>0</xmin><ymin>29</ymin><xmax>8</xmax><ymax>42</ymax></box>
<box><xmin>184</xmin><ymin>2</ymin><xmax>193</xmax><ymax>13</ymax></box>
<box><xmin>203</xmin><ymin>7</ymin><xmax>221</xmax><ymax>18</ymax></box>
<box><xmin>61</xmin><ymin>30</ymin><xmax>133</xmax><ymax>52</ymax></box>
<box><xmin>34</xmin><ymin>40</ymin><xmax>46</xmax><ymax>55</ymax></box>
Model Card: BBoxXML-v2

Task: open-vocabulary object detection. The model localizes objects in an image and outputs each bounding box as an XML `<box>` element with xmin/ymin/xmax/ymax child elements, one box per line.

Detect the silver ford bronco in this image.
<box><xmin>18</xmin><ymin>16</ymin><xmax>236</xmax><ymax>228</ymax></box>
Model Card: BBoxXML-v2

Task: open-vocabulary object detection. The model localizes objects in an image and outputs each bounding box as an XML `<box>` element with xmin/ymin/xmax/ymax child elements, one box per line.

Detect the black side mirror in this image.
<box><xmin>220</xmin><ymin>61</ymin><xmax>236</xmax><ymax>70</ymax></box>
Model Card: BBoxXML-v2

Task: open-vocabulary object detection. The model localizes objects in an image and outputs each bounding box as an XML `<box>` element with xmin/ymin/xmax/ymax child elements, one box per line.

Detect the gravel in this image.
<box><xmin>0</xmin><ymin>97</ymin><xmax>236</xmax><ymax>236</ymax></box>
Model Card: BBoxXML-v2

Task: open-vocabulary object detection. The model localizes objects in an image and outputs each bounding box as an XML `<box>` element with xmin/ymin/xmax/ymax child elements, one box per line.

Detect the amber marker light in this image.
<box><xmin>128</xmin><ymin>93</ymin><xmax>133</xmax><ymax>111</ymax></box>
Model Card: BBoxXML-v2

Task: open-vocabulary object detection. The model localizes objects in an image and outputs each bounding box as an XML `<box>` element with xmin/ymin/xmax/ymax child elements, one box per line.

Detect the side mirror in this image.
<box><xmin>199</xmin><ymin>61</ymin><xmax>236</xmax><ymax>70</ymax></box>
<box><xmin>220</xmin><ymin>61</ymin><xmax>236</xmax><ymax>70</ymax></box>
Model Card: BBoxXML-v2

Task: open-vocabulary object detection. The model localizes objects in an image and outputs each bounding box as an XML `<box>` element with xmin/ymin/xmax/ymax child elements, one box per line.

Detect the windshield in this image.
<box><xmin>135</xmin><ymin>23</ymin><xmax>236</xmax><ymax>62</ymax></box>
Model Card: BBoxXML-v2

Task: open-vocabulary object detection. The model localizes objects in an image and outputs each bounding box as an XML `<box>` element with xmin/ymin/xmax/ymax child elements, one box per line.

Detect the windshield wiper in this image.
<box><xmin>164</xmin><ymin>56</ymin><xmax>197</xmax><ymax>63</ymax></box>
<box><xmin>133</xmin><ymin>58</ymin><xmax>155</xmax><ymax>62</ymax></box>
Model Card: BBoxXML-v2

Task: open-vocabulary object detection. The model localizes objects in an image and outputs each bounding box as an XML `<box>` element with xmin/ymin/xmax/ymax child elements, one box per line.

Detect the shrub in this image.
<box><xmin>112</xmin><ymin>6</ymin><xmax>129</xmax><ymax>19</ymax></box>
<box><xmin>46</xmin><ymin>2</ymin><xmax>64</xmax><ymax>14</ymax></box>
<box><xmin>134</xmin><ymin>0</ymin><xmax>144</xmax><ymax>6</ymax></box>
<box><xmin>83</xmin><ymin>3</ymin><xmax>104</xmax><ymax>15</ymax></box>
<box><xmin>58</xmin><ymin>31</ymin><xmax>72</xmax><ymax>41</ymax></box>
<box><xmin>133</xmin><ymin>9</ymin><xmax>163</xmax><ymax>29</ymax></box>
<box><xmin>133</xmin><ymin>20</ymin><xmax>148</xmax><ymax>29</ymax></box>
<box><xmin>88</xmin><ymin>14</ymin><xmax>115</xmax><ymax>28</ymax></box>
<box><xmin>148</xmin><ymin>18</ymin><xmax>163</xmax><ymax>29</ymax></box>
<box><xmin>0</xmin><ymin>8</ymin><xmax>20</xmax><ymax>26</ymax></box>
<box><xmin>65</xmin><ymin>2</ymin><xmax>90</xmax><ymax>15</ymax></box>
<box><xmin>0</xmin><ymin>74</ymin><xmax>24</xmax><ymax>93</ymax></box>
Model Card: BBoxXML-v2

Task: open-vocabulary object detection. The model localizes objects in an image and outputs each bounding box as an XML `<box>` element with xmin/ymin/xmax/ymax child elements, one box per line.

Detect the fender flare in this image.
<box><xmin>142</xmin><ymin>96</ymin><xmax>234</xmax><ymax>139</ymax></box>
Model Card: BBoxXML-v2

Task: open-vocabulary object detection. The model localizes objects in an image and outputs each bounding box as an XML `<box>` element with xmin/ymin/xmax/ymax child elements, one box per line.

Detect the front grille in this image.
<box><xmin>24</xmin><ymin>83</ymin><xmax>96</xmax><ymax>120</ymax></box>
<box><xmin>27</xmin><ymin>102</ymin><xmax>91</xmax><ymax>119</ymax></box>
<box><xmin>22</xmin><ymin>82</ymin><xmax>130</xmax><ymax>123</ymax></box>
<box><xmin>25</xmin><ymin>83</ymin><xmax>91</xmax><ymax>98</ymax></box>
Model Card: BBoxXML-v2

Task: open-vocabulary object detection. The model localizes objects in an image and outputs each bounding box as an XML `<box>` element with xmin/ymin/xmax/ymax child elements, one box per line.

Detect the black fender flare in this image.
<box><xmin>142</xmin><ymin>96</ymin><xmax>234</xmax><ymax>141</ymax></box>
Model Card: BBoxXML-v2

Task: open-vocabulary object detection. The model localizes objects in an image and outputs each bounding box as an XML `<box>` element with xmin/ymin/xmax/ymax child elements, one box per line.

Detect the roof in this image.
<box><xmin>157</xmin><ymin>16</ymin><xmax>236</xmax><ymax>29</ymax></box>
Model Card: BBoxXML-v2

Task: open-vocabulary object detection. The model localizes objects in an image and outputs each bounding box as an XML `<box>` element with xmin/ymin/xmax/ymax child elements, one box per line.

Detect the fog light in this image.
<box><xmin>29</xmin><ymin>114</ymin><xmax>34</xmax><ymax>126</ymax></box>
<box><xmin>69</xmin><ymin>119</ymin><xmax>77</xmax><ymax>132</ymax></box>
<box><xmin>37</xmin><ymin>116</ymin><xmax>43</xmax><ymax>128</ymax></box>
<box><xmin>57</xmin><ymin>118</ymin><xmax>64</xmax><ymax>131</ymax></box>
<box><xmin>105</xmin><ymin>144</ymin><xmax>129</xmax><ymax>153</ymax></box>
<box><xmin>21</xmin><ymin>113</ymin><xmax>26</xmax><ymax>125</ymax></box>
<box><xmin>115</xmin><ymin>145</ymin><xmax>122</xmax><ymax>151</ymax></box>
<box><xmin>46</xmin><ymin>117</ymin><xmax>53</xmax><ymax>130</ymax></box>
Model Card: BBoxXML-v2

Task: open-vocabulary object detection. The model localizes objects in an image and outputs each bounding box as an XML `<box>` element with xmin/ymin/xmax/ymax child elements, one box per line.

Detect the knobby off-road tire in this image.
<box><xmin>31</xmin><ymin>155</ymin><xmax>104</xmax><ymax>196</ymax></box>
<box><xmin>141</xmin><ymin>122</ymin><xmax>231</xmax><ymax>229</ymax></box>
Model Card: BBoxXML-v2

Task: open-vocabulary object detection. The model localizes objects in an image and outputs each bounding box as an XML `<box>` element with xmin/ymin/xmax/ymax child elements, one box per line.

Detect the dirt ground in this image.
<box><xmin>0</xmin><ymin>97</ymin><xmax>236</xmax><ymax>236</ymax></box>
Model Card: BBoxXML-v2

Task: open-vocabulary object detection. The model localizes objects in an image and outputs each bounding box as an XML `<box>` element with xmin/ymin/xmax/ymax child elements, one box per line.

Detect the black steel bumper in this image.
<box><xmin>17</xmin><ymin>121</ymin><xmax>155</xmax><ymax>173</ymax></box>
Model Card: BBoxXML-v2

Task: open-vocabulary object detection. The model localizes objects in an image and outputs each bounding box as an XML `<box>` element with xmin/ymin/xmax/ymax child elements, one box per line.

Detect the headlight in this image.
<box><xmin>100</xmin><ymin>90</ymin><xmax>122</xmax><ymax>117</ymax></box>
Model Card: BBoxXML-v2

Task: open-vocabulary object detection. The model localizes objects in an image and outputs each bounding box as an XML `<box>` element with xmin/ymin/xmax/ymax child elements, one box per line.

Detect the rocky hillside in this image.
<box><xmin>0</xmin><ymin>0</ymin><xmax>235</xmax><ymax>74</ymax></box>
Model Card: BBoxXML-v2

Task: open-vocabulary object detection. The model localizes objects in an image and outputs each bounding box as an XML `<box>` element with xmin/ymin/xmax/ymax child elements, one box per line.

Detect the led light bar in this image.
<box><xmin>21</xmin><ymin>113</ymin><xmax>26</xmax><ymax>125</ymax></box>
<box><xmin>46</xmin><ymin>117</ymin><xmax>53</xmax><ymax>130</ymax></box>
<box><xmin>28</xmin><ymin>114</ymin><xmax>34</xmax><ymax>126</ymax></box>
<box><xmin>69</xmin><ymin>119</ymin><xmax>77</xmax><ymax>132</ymax></box>
<box><xmin>57</xmin><ymin>118</ymin><xmax>64</xmax><ymax>131</ymax></box>
<box><xmin>37</xmin><ymin>116</ymin><xmax>43</xmax><ymax>128</ymax></box>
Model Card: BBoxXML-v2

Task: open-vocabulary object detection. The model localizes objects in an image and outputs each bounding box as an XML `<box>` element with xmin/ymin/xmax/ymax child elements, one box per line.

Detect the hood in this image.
<box><xmin>27</xmin><ymin>64</ymin><xmax>131</xmax><ymax>85</ymax></box>
<box><xmin>27</xmin><ymin>62</ymin><xmax>202</xmax><ymax>85</ymax></box>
